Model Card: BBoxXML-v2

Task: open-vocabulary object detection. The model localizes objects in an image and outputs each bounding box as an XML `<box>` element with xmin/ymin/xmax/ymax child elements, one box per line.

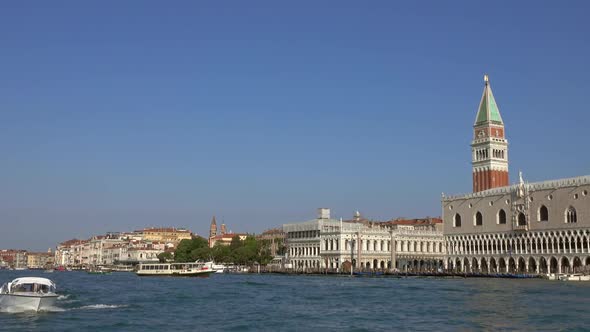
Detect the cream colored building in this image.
<box><xmin>139</xmin><ymin>227</ymin><xmax>192</xmax><ymax>247</ymax></box>
<box><xmin>27</xmin><ymin>250</ymin><xmax>54</xmax><ymax>269</ymax></box>
<box><xmin>284</xmin><ymin>209</ymin><xmax>445</xmax><ymax>271</ymax></box>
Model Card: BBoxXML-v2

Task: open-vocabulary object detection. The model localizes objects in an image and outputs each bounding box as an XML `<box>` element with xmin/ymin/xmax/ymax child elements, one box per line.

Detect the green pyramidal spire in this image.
<box><xmin>475</xmin><ymin>74</ymin><xmax>503</xmax><ymax>125</ymax></box>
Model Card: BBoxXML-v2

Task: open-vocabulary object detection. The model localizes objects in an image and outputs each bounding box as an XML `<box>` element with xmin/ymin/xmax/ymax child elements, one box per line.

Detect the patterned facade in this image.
<box><xmin>283</xmin><ymin>209</ymin><xmax>445</xmax><ymax>272</ymax></box>
<box><xmin>442</xmin><ymin>76</ymin><xmax>590</xmax><ymax>274</ymax></box>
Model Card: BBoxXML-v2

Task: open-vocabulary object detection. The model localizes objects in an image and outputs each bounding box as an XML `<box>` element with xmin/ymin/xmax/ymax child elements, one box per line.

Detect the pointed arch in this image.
<box><xmin>538</xmin><ymin>205</ymin><xmax>548</xmax><ymax>222</ymax></box>
<box><xmin>454</xmin><ymin>213</ymin><xmax>462</xmax><ymax>227</ymax></box>
<box><xmin>517</xmin><ymin>212</ymin><xmax>527</xmax><ymax>226</ymax></box>
<box><xmin>497</xmin><ymin>209</ymin><xmax>506</xmax><ymax>225</ymax></box>
<box><xmin>565</xmin><ymin>206</ymin><xmax>577</xmax><ymax>223</ymax></box>
<box><xmin>474</xmin><ymin>211</ymin><xmax>483</xmax><ymax>226</ymax></box>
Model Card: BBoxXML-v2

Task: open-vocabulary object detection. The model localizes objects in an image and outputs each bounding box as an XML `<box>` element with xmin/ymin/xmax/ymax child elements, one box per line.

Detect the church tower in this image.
<box><xmin>471</xmin><ymin>75</ymin><xmax>509</xmax><ymax>192</ymax></box>
<box><xmin>209</xmin><ymin>216</ymin><xmax>217</xmax><ymax>238</ymax></box>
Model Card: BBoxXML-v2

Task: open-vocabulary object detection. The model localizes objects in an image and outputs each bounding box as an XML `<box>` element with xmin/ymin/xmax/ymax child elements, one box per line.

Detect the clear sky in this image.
<box><xmin>1</xmin><ymin>1</ymin><xmax>589</xmax><ymax>251</ymax></box>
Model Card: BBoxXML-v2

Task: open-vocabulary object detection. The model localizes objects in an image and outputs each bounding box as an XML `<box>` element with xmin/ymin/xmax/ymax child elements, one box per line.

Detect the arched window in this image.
<box><xmin>538</xmin><ymin>205</ymin><xmax>548</xmax><ymax>222</ymax></box>
<box><xmin>566</xmin><ymin>207</ymin><xmax>577</xmax><ymax>223</ymax></box>
<box><xmin>517</xmin><ymin>213</ymin><xmax>527</xmax><ymax>226</ymax></box>
<box><xmin>474</xmin><ymin>212</ymin><xmax>483</xmax><ymax>226</ymax></box>
<box><xmin>454</xmin><ymin>213</ymin><xmax>462</xmax><ymax>227</ymax></box>
<box><xmin>498</xmin><ymin>209</ymin><xmax>507</xmax><ymax>224</ymax></box>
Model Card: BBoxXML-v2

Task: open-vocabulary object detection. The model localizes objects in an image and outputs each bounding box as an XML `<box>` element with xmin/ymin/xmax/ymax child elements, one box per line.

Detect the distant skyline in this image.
<box><xmin>1</xmin><ymin>1</ymin><xmax>589</xmax><ymax>251</ymax></box>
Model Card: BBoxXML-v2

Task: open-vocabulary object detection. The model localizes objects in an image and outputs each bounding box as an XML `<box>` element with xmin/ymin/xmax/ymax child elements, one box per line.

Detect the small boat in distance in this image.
<box><xmin>0</xmin><ymin>277</ymin><xmax>59</xmax><ymax>312</ymax></box>
<box><xmin>136</xmin><ymin>261</ymin><xmax>215</xmax><ymax>277</ymax></box>
<box><xmin>211</xmin><ymin>263</ymin><xmax>227</xmax><ymax>274</ymax></box>
<box><xmin>87</xmin><ymin>266</ymin><xmax>112</xmax><ymax>275</ymax></box>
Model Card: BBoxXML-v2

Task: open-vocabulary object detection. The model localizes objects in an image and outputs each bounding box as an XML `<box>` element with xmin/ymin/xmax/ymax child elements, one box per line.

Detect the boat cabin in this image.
<box><xmin>1</xmin><ymin>277</ymin><xmax>56</xmax><ymax>295</ymax></box>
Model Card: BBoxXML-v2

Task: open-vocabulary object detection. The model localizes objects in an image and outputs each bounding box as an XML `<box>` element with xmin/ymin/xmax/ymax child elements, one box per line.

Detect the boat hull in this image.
<box><xmin>136</xmin><ymin>270</ymin><xmax>215</xmax><ymax>277</ymax></box>
<box><xmin>0</xmin><ymin>294</ymin><xmax>58</xmax><ymax>312</ymax></box>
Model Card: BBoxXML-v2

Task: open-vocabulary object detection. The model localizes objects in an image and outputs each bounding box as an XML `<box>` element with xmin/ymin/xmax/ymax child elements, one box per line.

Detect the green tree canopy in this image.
<box><xmin>174</xmin><ymin>236</ymin><xmax>210</xmax><ymax>262</ymax></box>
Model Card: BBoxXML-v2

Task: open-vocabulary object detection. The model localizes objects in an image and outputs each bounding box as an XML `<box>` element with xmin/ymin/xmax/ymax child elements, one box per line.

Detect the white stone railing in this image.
<box><xmin>442</xmin><ymin>175</ymin><xmax>590</xmax><ymax>201</ymax></box>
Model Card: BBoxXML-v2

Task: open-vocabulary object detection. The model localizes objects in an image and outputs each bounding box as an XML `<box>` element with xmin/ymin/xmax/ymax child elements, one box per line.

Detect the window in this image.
<box><xmin>517</xmin><ymin>213</ymin><xmax>527</xmax><ymax>226</ymax></box>
<box><xmin>474</xmin><ymin>212</ymin><xmax>483</xmax><ymax>226</ymax></box>
<box><xmin>538</xmin><ymin>205</ymin><xmax>548</xmax><ymax>222</ymax></box>
<box><xmin>498</xmin><ymin>209</ymin><xmax>507</xmax><ymax>224</ymax></box>
<box><xmin>583</xmin><ymin>190</ymin><xmax>588</xmax><ymax>196</ymax></box>
<box><xmin>454</xmin><ymin>213</ymin><xmax>462</xmax><ymax>227</ymax></box>
<box><xmin>566</xmin><ymin>207</ymin><xmax>577</xmax><ymax>223</ymax></box>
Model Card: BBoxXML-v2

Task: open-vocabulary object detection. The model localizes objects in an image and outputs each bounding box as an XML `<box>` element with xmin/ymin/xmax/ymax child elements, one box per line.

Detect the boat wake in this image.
<box><xmin>1</xmin><ymin>303</ymin><xmax>127</xmax><ymax>313</ymax></box>
<box><xmin>0</xmin><ymin>306</ymin><xmax>65</xmax><ymax>313</ymax></box>
<box><xmin>74</xmin><ymin>304</ymin><xmax>128</xmax><ymax>310</ymax></box>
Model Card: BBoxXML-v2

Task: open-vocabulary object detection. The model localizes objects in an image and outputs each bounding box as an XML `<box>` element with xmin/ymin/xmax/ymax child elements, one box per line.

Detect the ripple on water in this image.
<box><xmin>1</xmin><ymin>271</ymin><xmax>590</xmax><ymax>331</ymax></box>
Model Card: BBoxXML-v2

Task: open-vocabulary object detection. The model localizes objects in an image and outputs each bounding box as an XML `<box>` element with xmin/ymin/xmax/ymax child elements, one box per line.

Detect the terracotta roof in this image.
<box><xmin>59</xmin><ymin>239</ymin><xmax>83</xmax><ymax>246</ymax></box>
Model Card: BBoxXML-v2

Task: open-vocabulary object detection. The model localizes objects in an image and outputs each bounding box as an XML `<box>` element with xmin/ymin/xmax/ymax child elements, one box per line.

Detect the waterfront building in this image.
<box><xmin>54</xmin><ymin>239</ymin><xmax>84</xmax><ymax>267</ymax></box>
<box><xmin>26</xmin><ymin>249</ymin><xmax>54</xmax><ymax>269</ymax></box>
<box><xmin>209</xmin><ymin>233</ymin><xmax>248</xmax><ymax>248</ymax></box>
<box><xmin>208</xmin><ymin>216</ymin><xmax>245</xmax><ymax>247</ymax></box>
<box><xmin>256</xmin><ymin>228</ymin><xmax>286</xmax><ymax>256</ymax></box>
<box><xmin>442</xmin><ymin>76</ymin><xmax>590</xmax><ymax>274</ymax></box>
<box><xmin>0</xmin><ymin>250</ymin><xmax>27</xmax><ymax>269</ymax></box>
<box><xmin>283</xmin><ymin>208</ymin><xmax>445</xmax><ymax>271</ymax></box>
<box><xmin>137</xmin><ymin>227</ymin><xmax>192</xmax><ymax>247</ymax></box>
<box><xmin>55</xmin><ymin>232</ymin><xmax>170</xmax><ymax>268</ymax></box>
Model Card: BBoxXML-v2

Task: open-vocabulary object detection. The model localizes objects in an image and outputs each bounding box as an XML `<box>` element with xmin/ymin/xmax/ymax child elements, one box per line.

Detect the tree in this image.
<box><xmin>211</xmin><ymin>244</ymin><xmax>232</xmax><ymax>263</ymax></box>
<box><xmin>190</xmin><ymin>247</ymin><xmax>212</xmax><ymax>261</ymax></box>
<box><xmin>174</xmin><ymin>236</ymin><xmax>210</xmax><ymax>262</ymax></box>
<box><xmin>157</xmin><ymin>252</ymin><xmax>173</xmax><ymax>263</ymax></box>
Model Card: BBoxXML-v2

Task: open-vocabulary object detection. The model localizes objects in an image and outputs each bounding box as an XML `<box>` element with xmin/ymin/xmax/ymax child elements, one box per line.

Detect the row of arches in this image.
<box><xmin>289</xmin><ymin>245</ymin><xmax>319</xmax><ymax>257</ymax></box>
<box><xmin>324</xmin><ymin>238</ymin><xmax>444</xmax><ymax>254</ymax></box>
<box><xmin>447</xmin><ymin>230</ymin><xmax>590</xmax><ymax>256</ymax></box>
<box><xmin>474</xmin><ymin>148</ymin><xmax>506</xmax><ymax>161</ymax></box>
<box><xmin>447</xmin><ymin>256</ymin><xmax>590</xmax><ymax>274</ymax></box>
<box><xmin>397</xmin><ymin>240</ymin><xmax>444</xmax><ymax>253</ymax></box>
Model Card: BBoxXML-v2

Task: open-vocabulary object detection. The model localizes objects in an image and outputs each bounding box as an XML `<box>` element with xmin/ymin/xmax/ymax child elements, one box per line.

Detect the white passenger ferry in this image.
<box><xmin>136</xmin><ymin>261</ymin><xmax>215</xmax><ymax>277</ymax></box>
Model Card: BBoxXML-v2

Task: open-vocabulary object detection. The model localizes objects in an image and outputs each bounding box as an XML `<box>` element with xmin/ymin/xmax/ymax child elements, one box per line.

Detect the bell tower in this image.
<box><xmin>209</xmin><ymin>216</ymin><xmax>217</xmax><ymax>238</ymax></box>
<box><xmin>472</xmin><ymin>75</ymin><xmax>509</xmax><ymax>192</ymax></box>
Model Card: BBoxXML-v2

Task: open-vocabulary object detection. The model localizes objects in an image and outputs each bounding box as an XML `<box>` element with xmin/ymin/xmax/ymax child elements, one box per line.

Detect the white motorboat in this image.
<box><xmin>558</xmin><ymin>273</ymin><xmax>590</xmax><ymax>281</ymax></box>
<box><xmin>136</xmin><ymin>261</ymin><xmax>215</xmax><ymax>277</ymax></box>
<box><xmin>211</xmin><ymin>263</ymin><xmax>227</xmax><ymax>274</ymax></box>
<box><xmin>0</xmin><ymin>277</ymin><xmax>59</xmax><ymax>312</ymax></box>
<box><xmin>547</xmin><ymin>273</ymin><xmax>590</xmax><ymax>281</ymax></box>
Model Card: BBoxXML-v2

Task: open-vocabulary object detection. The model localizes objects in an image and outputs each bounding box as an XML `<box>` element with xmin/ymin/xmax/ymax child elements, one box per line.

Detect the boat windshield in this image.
<box><xmin>11</xmin><ymin>283</ymin><xmax>55</xmax><ymax>294</ymax></box>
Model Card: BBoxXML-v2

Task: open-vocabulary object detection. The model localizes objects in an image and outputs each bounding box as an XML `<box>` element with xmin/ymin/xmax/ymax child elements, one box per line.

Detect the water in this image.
<box><xmin>1</xmin><ymin>270</ymin><xmax>589</xmax><ymax>331</ymax></box>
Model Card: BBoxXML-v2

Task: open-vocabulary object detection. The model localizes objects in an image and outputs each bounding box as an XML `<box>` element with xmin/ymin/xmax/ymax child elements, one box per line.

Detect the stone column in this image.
<box><xmin>390</xmin><ymin>231</ymin><xmax>396</xmax><ymax>272</ymax></box>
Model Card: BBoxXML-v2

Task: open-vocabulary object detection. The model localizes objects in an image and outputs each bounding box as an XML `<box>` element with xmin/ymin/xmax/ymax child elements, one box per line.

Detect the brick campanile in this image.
<box><xmin>471</xmin><ymin>75</ymin><xmax>509</xmax><ymax>192</ymax></box>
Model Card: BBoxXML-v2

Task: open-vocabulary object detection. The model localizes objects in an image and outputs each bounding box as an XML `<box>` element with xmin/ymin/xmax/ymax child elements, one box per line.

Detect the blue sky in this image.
<box><xmin>1</xmin><ymin>1</ymin><xmax>589</xmax><ymax>251</ymax></box>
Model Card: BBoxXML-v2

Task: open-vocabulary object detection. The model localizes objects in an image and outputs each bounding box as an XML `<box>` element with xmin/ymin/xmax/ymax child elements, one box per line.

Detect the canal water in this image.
<box><xmin>1</xmin><ymin>270</ymin><xmax>589</xmax><ymax>331</ymax></box>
